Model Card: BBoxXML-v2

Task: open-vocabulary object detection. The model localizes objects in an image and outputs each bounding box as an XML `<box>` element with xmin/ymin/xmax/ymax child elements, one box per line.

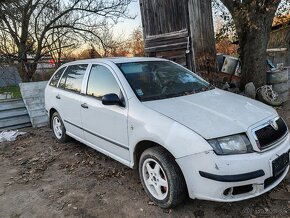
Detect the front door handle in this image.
<box><xmin>56</xmin><ymin>94</ymin><xmax>61</xmax><ymax>99</ymax></box>
<box><xmin>81</xmin><ymin>103</ymin><xmax>88</xmax><ymax>109</ymax></box>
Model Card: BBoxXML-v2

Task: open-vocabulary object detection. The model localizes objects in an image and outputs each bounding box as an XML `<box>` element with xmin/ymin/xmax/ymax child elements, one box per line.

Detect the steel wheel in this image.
<box><xmin>53</xmin><ymin>116</ymin><xmax>63</xmax><ymax>139</ymax></box>
<box><xmin>142</xmin><ymin>158</ymin><xmax>169</xmax><ymax>200</ymax></box>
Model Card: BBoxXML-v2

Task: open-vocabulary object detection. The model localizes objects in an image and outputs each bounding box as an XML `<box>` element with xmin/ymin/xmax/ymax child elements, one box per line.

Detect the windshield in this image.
<box><xmin>117</xmin><ymin>61</ymin><xmax>213</xmax><ymax>101</ymax></box>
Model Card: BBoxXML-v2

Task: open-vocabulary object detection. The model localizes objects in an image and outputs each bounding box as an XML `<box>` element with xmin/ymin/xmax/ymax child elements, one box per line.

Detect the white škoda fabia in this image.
<box><xmin>45</xmin><ymin>58</ymin><xmax>290</xmax><ymax>208</ymax></box>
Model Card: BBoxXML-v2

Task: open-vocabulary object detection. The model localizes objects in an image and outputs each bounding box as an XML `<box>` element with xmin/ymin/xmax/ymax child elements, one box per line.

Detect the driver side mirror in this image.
<box><xmin>102</xmin><ymin>93</ymin><xmax>124</xmax><ymax>107</ymax></box>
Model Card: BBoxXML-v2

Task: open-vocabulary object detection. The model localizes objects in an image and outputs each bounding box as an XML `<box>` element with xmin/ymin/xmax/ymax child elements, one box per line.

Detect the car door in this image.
<box><xmin>56</xmin><ymin>64</ymin><xmax>88</xmax><ymax>139</ymax></box>
<box><xmin>80</xmin><ymin>64</ymin><xmax>130</xmax><ymax>163</ymax></box>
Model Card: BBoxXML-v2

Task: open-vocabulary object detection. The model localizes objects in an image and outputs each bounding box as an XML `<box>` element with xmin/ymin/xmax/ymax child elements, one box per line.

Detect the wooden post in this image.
<box><xmin>188</xmin><ymin>0</ymin><xmax>217</xmax><ymax>74</ymax></box>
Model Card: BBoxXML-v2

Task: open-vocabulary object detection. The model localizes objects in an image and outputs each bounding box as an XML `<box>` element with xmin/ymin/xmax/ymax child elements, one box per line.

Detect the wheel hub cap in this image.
<box><xmin>142</xmin><ymin>158</ymin><xmax>168</xmax><ymax>200</ymax></box>
<box><xmin>53</xmin><ymin>117</ymin><xmax>63</xmax><ymax>139</ymax></box>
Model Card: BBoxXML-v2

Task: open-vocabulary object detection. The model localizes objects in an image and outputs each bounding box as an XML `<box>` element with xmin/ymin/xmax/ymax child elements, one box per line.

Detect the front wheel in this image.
<box><xmin>139</xmin><ymin>147</ymin><xmax>187</xmax><ymax>208</ymax></box>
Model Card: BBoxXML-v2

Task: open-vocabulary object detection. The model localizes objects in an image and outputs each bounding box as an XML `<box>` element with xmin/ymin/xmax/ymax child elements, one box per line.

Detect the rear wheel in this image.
<box><xmin>51</xmin><ymin>112</ymin><xmax>70</xmax><ymax>142</ymax></box>
<box><xmin>139</xmin><ymin>146</ymin><xmax>187</xmax><ymax>208</ymax></box>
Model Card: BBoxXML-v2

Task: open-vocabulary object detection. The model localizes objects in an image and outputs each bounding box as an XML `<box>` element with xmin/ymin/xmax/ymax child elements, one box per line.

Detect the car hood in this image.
<box><xmin>143</xmin><ymin>89</ymin><xmax>277</xmax><ymax>139</ymax></box>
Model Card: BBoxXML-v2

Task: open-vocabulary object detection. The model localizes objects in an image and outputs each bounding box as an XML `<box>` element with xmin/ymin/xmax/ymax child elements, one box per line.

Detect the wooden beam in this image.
<box><xmin>188</xmin><ymin>0</ymin><xmax>217</xmax><ymax>73</ymax></box>
<box><xmin>267</xmin><ymin>48</ymin><xmax>288</xmax><ymax>52</ymax></box>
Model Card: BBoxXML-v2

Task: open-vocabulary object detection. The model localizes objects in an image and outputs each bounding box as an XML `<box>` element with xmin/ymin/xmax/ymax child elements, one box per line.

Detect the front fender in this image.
<box><xmin>165</xmin><ymin>121</ymin><xmax>212</xmax><ymax>158</ymax></box>
<box><xmin>128</xmin><ymin>97</ymin><xmax>212</xmax><ymax>166</ymax></box>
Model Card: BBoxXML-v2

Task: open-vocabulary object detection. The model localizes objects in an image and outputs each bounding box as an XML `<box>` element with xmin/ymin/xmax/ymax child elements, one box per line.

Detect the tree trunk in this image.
<box><xmin>17</xmin><ymin>46</ymin><xmax>30</xmax><ymax>82</ymax></box>
<box><xmin>236</xmin><ymin>19</ymin><xmax>271</xmax><ymax>88</ymax></box>
<box><xmin>221</xmin><ymin>0</ymin><xmax>281</xmax><ymax>89</ymax></box>
<box><xmin>17</xmin><ymin>45</ymin><xmax>38</xmax><ymax>82</ymax></box>
<box><xmin>18</xmin><ymin>60</ymin><xmax>37</xmax><ymax>82</ymax></box>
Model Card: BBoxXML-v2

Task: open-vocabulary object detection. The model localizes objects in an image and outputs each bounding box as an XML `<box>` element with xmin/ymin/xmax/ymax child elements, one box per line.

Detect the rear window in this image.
<box><xmin>49</xmin><ymin>67</ymin><xmax>66</xmax><ymax>87</ymax></box>
<box><xmin>59</xmin><ymin>64</ymin><xmax>88</xmax><ymax>93</ymax></box>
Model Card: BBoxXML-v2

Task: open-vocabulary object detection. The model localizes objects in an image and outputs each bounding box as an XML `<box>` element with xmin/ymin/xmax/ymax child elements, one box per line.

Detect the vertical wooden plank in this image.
<box><xmin>140</xmin><ymin>0</ymin><xmax>188</xmax><ymax>37</ymax></box>
<box><xmin>188</xmin><ymin>0</ymin><xmax>217</xmax><ymax>74</ymax></box>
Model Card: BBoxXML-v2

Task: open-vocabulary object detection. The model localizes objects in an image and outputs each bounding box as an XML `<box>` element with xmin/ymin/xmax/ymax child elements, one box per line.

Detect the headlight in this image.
<box><xmin>207</xmin><ymin>134</ymin><xmax>253</xmax><ymax>155</ymax></box>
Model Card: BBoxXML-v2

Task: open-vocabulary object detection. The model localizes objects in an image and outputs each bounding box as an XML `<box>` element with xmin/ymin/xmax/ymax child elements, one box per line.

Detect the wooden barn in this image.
<box><xmin>268</xmin><ymin>21</ymin><xmax>290</xmax><ymax>67</ymax></box>
<box><xmin>139</xmin><ymin>0</ymin><xmax>217</xmax><ymax>76</ymax></box>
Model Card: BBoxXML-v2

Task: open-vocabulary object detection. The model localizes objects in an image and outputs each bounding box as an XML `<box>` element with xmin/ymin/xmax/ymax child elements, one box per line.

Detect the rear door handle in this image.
<box><xmin>81</xmin><ymin>103</ymin><xmax>88</xmax><ymax>109</ymax></box>
<box><xmin>56</xmin><ymin>94</ymin><xmax>61</xmax><ymax>99</ymax></box>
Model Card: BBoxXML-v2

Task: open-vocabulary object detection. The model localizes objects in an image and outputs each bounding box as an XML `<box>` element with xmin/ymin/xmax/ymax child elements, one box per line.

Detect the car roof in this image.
<box><xmin>62</xmin><ymin>57</ymin><xmax>168</xmax><ymax>66</ymax></box>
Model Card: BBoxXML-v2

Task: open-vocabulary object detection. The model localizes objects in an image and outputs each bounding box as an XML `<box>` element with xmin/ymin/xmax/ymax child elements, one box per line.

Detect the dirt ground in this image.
<box><xmin>1</xmin><ymin>105</ymin><xmax>290</xmax><ymax>218</ymax></box>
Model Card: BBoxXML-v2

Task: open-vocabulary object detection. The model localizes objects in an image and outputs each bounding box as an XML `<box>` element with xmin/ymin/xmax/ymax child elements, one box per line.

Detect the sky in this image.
<box><xmin>112</xmin><ymin>0</ymin><xmax>142</xmax><ymax>37</ymax></box>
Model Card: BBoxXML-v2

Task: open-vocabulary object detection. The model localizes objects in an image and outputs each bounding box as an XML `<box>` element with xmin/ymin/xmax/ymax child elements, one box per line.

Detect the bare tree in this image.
<box><xmin>0</xmin><ymin>0</ymin><xmax>133</xmax><ymax>81</ymax></box>
<box><xmin>46</xmin><ymin>27</ymin><xmax>80</xmax><ymax>68</ymax></box>
<box><xmin>128</xmin><ymin>26</ymin><xmax>144</xmax><ymax>57</ymax></box>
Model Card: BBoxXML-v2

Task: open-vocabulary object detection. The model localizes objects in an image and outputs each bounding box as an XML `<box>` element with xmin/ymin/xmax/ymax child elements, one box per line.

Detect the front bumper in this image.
<box><xmin>176</xmin><ymin>134</ymin><xmax>290</xmax><ymax>202</ymax></box>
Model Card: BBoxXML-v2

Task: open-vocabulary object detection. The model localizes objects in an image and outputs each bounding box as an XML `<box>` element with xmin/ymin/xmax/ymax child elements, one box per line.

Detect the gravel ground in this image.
<box><xmin>0</xmin><ymin>104</ymin><xmax>290</xmax><ymax>217</ymax></box>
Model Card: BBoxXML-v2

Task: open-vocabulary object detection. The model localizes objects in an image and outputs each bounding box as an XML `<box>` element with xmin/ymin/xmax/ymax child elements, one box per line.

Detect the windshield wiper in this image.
<box><xmin>142</xmin><ymin>84</ymin><xmax>215</xmax><ymax>101</ymax></box>
<box><xmin>207</xmin><ymin>84</ymin><xmax>215</xmax><ymax>90</ymax></box>
<box><xmin>142</xmin><ymin>95</ymin><xmax>168</xmax><ymax>101</ymax></box>
<box><xmin>142</xmin><ymin>92</ymin><xmax>189</xmax><ymax>101</ymax></box>
<box><xmin>193</xmin><ymin>84</ymin><xmax>215</xmax><ymax>93</ymax></box>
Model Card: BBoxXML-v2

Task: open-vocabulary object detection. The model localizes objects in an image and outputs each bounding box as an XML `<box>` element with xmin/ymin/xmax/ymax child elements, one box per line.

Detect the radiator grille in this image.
<box><xmin>255</xmin><ymin>118</ymin><xmax>287</xmax><ymax>149</ymax></box>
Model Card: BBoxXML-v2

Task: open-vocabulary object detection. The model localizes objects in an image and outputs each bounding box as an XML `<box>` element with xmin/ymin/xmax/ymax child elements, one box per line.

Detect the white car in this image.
<box><xmin>45</xmin><ymin>57</ymin><xmax>290</xmax><ymax>208</ymax></box>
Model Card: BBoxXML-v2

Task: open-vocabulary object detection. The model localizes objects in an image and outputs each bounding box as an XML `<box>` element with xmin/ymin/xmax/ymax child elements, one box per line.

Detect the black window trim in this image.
<box><xmin>84</xmin><ymin>63</ymin><xmax>127</xmax><ymax>108</ymax></box>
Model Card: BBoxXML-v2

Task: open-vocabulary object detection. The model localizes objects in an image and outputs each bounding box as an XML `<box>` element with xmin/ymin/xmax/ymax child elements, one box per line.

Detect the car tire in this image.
<box><xmin>51</xmin><ymin>112</ymin><xmax>70</xmax><ymax>143</ymax></box>
<box><xmin>139</xmin><ymin>146</ymin><xmax>187</xmax><ymax>208</ymax></box>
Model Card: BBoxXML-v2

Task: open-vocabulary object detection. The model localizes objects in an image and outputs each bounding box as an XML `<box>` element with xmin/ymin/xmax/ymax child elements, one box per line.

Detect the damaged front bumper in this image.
<box><xmin>176</xmin><ymin>134</ymin><xmax>290</xmax><ymax>202</ymax></box>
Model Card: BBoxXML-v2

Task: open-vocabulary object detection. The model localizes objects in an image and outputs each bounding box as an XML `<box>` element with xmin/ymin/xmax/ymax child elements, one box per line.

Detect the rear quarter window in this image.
<box><xmin>49</xmin><ymin>67</ymin><xmax>66</xmax><ymax>87</ymax></box>
<box><xmin>59</xmin><ymin>64</ymin><xmax>88</xmax><ymax>93</ymax></box>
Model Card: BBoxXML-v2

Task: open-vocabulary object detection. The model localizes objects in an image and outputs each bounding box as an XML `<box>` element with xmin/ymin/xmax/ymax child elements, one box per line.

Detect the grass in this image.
<box><xmin>0</xmin><ymin>85</ymin><xmax>22</xmax><ymax>100</ymax></box>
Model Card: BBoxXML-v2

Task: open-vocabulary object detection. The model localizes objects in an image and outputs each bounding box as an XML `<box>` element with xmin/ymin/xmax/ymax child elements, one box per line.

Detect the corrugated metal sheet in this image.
<box><xmin>19</xmin><ymin>81</ymin><xmax>48</xmax><ymax>128</ymax></box>
<box><xmin>0</xmin><ymin>99</ymin><xmax>31</xmax><ymax>131</ymax></box>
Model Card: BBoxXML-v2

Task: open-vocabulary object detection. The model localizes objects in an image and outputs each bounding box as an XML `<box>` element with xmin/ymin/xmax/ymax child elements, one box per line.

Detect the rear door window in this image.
<box><xmin>49</xmin><ymin>67</ymin><xmax>66</xmax><ymax>87</ymax></box>
<box><xmin>59</xmin><ymin>64</ymin><xmax>88</xmax><ymax>93</ymax></box>
<box><xmin>86</xmin><ymin>65</ymin><xmax>121</xmax><ymax>99</ymax></box>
